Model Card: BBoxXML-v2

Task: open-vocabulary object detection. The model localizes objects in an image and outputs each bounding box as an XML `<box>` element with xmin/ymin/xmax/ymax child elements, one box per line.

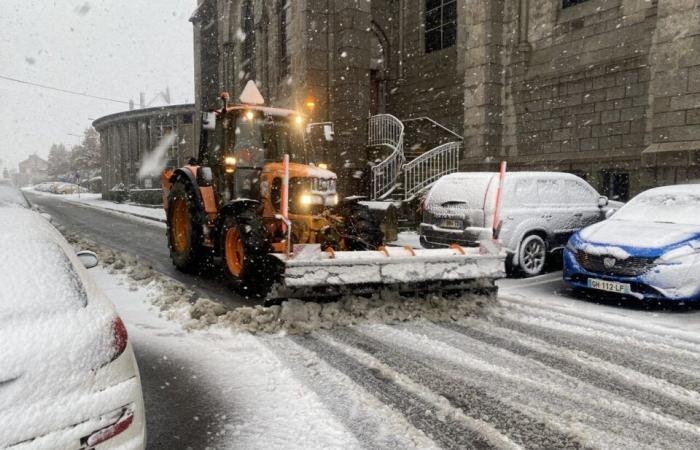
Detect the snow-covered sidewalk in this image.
<box><xmin>23</xmin><ymin>188</ymin><xmax>166</xmax><ymax>223</ymax></box>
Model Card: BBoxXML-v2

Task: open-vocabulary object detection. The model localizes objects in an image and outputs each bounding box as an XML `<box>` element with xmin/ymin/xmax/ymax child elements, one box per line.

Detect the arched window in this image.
<box><xmin>241</xmin><ymin>0</ymin><xmax>256</xmax><ymax>81</ymax></box>
<box><xmin>277</xmin><ymin>0</ymin><xmax>291</xmax><ymax>79</ymax></box>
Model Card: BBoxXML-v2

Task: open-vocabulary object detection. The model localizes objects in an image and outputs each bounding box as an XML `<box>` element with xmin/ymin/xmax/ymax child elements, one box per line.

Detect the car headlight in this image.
<box><xmin>565</xmin><ymin>240</ymin><xmax>578</xmax><ymax>254</ymax></box>
<box><xmin>655</xmin><ymin>243</ymin><xmax>700</xmax><ymax>265</ymax></box>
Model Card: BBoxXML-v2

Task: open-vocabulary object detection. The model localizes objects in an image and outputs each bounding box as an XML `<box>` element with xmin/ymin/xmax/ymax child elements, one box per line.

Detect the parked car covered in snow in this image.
<box><xmin>0</xmin><ymin>207</ymin><xmax>146</xmax><ymax>449</ymax></box>
<box><xmin>420</xmin><ymin>171</ymin><xmax>619</xmax><ymax>276</ymax></box>
<box><xmin>564</xmin><ymin>184</ymin><xmax>700</xmax><ymax>302</ymax></box>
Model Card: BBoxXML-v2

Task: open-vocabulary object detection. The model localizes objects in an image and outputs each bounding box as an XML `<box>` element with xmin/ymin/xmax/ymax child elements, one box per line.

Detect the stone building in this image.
<box><xmin>17</xmin><ymin>154</ymin><xmax>49</xmax><ymax>186</ymax></box>
<box><xmin>191</xmin><ymin>0</ymin><xmax>700</xmax><ymax>200</ymax></box>
<box><xmin>93</xmin><ymin>104</ymin><xmax>196</xmax><ymax>194</ymax></box>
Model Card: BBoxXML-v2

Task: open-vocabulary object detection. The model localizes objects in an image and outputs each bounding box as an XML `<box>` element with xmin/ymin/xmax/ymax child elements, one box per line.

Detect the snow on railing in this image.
<box><xmin>368</xmin><ymin>114</ymin><xmax>405</xmax><ymax>199</ymax></box>
<box><xmin>402</xmin><ymin>141</ymin><xmax>461</xmax><ymax>201</ymax></box>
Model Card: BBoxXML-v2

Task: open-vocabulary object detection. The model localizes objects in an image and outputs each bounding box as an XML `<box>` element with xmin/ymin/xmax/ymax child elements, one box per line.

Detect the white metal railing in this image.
<box><xmin>368</xmin><ymin>114</ymin><xmax>405</xmax><ymax>199</ymax></box>
<box><xmin>401</xmin><ymin>117</ymin><xmax>463</xmax><ymax>141</ymax></box>
<box><xmin>402</xmin><ymin>141</ymin><xmax>461</xmax><ymax>201</ymax></box>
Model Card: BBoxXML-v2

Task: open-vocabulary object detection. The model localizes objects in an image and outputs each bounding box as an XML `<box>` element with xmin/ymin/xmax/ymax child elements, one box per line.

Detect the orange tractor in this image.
<box><xmin>162</xmin><ymin>82</ymin><xmax>504</xmax><ymax>301</ymax></box>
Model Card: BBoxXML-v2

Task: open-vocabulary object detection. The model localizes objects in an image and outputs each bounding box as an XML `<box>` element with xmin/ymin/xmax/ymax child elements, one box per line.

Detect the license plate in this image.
<box><xmin>587</xmin><ymin>278</ymin><xmax>631</xmax><ymax>294</ymax></box>
<box><xmin>439</xmin><ymin>219</ymin><xmax>463</xmax><ymax>229</ymax></box>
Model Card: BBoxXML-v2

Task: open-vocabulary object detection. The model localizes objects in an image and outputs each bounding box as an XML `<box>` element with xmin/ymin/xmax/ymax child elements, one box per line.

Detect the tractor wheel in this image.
<box><xmin>221</xmin><ymin>209</ymin><xmax>274</xmax><ymax>297</ymax></box>
<box><xmin>342</xmin><ymin>203</ymin><xmax>384</xmax><ymax>250</ymax></box>
<box><xmin>167</xmin><ymin>180</ymin><xmax>205</xmax><ymax>272</ymax></box>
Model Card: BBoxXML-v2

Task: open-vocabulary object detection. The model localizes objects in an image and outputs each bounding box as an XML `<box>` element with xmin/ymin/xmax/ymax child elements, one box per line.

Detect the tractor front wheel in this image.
<box><xmin>220</xmin><ymin>210</ymin><xmax>274</xmax><ymax>297</ymax></box>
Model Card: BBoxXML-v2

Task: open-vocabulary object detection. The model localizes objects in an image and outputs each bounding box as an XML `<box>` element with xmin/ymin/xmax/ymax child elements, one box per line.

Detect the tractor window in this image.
<box><xmin>232</xmin><ymin>118</ymin><xmax>266</xmax><ymax>168</ymax></box>
<box><xmin>227</xmin><ymin>114</ymin><xmax>305</xmax><ymax>167</ymax></box>
<box><xmin>271</xmin><ymin>177</ymin><xmax>282</xmax><ymax>211</ymax></box>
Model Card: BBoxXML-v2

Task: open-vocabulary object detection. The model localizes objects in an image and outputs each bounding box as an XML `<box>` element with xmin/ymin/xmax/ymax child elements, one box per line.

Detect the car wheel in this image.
<box><xmin>519</xmin><ymin>234</ymin><xmax>547</xmax><ymax>277</ymax></box>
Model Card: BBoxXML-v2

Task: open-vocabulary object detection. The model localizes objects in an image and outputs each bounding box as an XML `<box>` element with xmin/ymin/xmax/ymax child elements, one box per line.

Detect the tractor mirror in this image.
<box><xmin>323</xmin><ymin>124</ymin><xmax>334</xmax><ymax>141</ymax></box>
<box><xmin>202</xmin><ymin>111</ymin><xmax>216</xmax><ymax>130</ymax></box>
<box><xmin>77</xmin><ymin>250</ymin><xmax>98</xmax><ymax>269</ymax></box>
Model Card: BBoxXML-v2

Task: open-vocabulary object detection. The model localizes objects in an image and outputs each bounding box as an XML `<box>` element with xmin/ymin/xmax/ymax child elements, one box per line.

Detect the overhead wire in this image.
<box><xmin>0</xmin><ymin>74</ymin><xmax>131</xmax><ymax>105</ymax></box>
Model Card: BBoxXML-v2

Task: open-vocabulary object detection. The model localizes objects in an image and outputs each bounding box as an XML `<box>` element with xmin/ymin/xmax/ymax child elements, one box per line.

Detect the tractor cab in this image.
<box><xmin>198</xmin><ymin>82</ymin><xmax>336</xmax><ymax>211</ymax></box>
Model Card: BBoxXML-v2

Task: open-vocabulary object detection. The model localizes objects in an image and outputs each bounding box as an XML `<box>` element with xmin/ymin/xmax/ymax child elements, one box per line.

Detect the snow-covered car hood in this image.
<box><xmin>578</xmin><ymin>219</ymin><xmax>700</xmax><ymax>255</ymax></box>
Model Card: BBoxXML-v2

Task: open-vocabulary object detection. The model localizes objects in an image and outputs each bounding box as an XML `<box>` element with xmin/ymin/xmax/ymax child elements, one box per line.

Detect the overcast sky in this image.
<box><xmin>0</xmin><ymin>0</ymin><xmax>197</xmax><ymax>170</ymax></box>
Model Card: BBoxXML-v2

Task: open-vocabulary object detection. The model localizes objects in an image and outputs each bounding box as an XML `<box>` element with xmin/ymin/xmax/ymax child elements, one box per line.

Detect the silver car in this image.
<box><xmin>420</xmin><ymin>171</ymin><xmax>618</xmax><ymax>276</ymax></box>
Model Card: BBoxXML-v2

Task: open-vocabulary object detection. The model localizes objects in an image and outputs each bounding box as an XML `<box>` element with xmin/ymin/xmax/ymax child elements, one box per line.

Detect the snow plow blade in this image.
<box><xmin>268</xmin><ymin>244</ymin><xmax>506</xmax><ymax>302</ymax></box>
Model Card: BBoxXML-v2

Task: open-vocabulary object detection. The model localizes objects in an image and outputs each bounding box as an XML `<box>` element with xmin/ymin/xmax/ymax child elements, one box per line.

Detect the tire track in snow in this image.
<box><xmin>292</xmin><ymin>335</ymin><xmax>500</xmax><ymax>450</ymax></box>
<box><xmin>263</xmin><ymin>337</ymin><xmax>441</xmax><ymax>450</ymax></box>
<box><xmin>499</xmin><ymin>299</ymin><xmax>700</xmax><ymax>362</ymax></box>
<box><xmin>382</xmin><ymin>321</ymin><xmax>700</xmax><ymax>450</ymax></box>
<box><xmin>499</xmin><ymin>305</ymin><xmax>700</xmax><ymax>372</ymax></box>
<box><xmin>325</xmin><ymin>328</ymin><xmax>589</xmax><ymax>450</ymax></box>
<box><xmin>499</xmin><ymin>294</ymin><xmax>700</xmax><ymax>348</ymax></box>
<box><xmin>437</xmin><ymin>322</ymin><xmax>700</xmax><ymax>439</ymax></box>
<box><xmin>490</xmin><ymin>316</ymin><xmax>700</xmax><ymax>393</ymax></box>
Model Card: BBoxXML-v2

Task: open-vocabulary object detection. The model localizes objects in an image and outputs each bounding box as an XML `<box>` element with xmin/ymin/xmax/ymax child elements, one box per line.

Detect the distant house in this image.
<box><xmin>17</xmin><ymin>154</ymin><xmax>49</xmax><ymax>186</ymax></box>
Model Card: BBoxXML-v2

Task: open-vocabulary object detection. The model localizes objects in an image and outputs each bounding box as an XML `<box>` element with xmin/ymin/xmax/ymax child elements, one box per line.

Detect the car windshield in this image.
<box><xmin>613</xmin><ymin>190</ymin><xmax>700</xmax><ymax>225</ymax></box>
<box><xmin>228</xmin><ymin>114</ymin><xmax>305</xmax><ymax>168</ymax></box>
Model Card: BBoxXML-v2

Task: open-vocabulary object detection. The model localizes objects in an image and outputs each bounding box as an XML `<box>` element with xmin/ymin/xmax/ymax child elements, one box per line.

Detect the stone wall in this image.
<box><xmin>193</xmin><ymin>0</ymin><xmax>700</xmax><ymax>200</ymax></box>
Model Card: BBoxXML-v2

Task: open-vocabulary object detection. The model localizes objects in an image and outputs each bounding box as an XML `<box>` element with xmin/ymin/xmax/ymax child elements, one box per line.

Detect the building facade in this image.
<box><xmin>192</xmin><ymin>0</ymin><xmax>700</xmax><ymax>200</ymax></box>
<box><xmin>17</xmin><ymin>154</ymin><xmax>49</xmax><ymax>186</ymax></box>
<box><xmin>93</xmin><ymin>104</ymin><xmax>196</xmax><ymax>193</ymax></box>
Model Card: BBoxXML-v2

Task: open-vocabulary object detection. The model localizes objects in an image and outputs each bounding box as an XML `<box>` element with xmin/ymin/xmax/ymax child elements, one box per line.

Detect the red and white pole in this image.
<box><xmin>492</xmin><ymin>161</ymin><xmax>507</xmax><ymax>239</ymax></box>
<box><xmin>281</xmin><ymin>154</ymin><xmax>289</xmax><ymax>220</ymax></box>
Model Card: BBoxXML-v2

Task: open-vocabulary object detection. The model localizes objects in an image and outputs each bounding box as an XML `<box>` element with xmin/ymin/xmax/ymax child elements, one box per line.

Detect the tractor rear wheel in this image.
<box><xmin>167</xmin><ymin>180</ymin><xmax>205</xmax><ymax>272</ymax></box>
<box><xmin>221</xmin><ymin>209</ymin><xmax>274</xmax><ymax>297</ymax></box>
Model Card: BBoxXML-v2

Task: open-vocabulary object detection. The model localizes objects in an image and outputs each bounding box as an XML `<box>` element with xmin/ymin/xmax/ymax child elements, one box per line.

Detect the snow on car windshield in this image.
<box><xmin>0</xmin><ymin>211</ymin><xmax>87</xmax><ymax>322</ymax></box>
<box><xmin>613</xmin><ymin>188</ymin><xmax>700</xmax><ymax>226</ymax></box>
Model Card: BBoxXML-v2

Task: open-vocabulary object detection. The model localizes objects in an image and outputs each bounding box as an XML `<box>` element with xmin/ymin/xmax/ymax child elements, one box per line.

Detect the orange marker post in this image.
<box><xmin>492</xmin><ymin>161</ymin><xmax>507</xmax><ymax>239</ymax></box>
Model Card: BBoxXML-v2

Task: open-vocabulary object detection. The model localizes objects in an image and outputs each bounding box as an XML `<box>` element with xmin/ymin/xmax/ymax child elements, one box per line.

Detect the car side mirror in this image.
<box><xmin>323</xmin><ymin>124</ymin><xmax>334</xmax><ymax>141</ymax></box>
<box><xmin>77</xmin><ymin>250</ymin><xmax>98</xmax><ymax>269</ymax></box>
<box><xmin>202</xmin><ymin>111</ymin><xmax>216</xmax><ymax>130</ymax></box>
<box><xmin>605</xmin><ymin>208</ymin><xmax>618</xmax><ymax>219</ymax></box>
<box><xmin>597</xmin><ymin>196</ymin><xmax>609</xmax><ymax>208</ymax></box>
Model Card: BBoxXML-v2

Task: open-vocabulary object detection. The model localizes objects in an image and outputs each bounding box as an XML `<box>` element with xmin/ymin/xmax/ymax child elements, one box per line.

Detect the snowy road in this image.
<box><xmin>28</xmin><ymin>193</ymin><xmax>700</xmax><ymax>449</ymax></box>
<box><xmin>25</xmin><ymin>191</ymin><xmax>255</xmax><ymax>309</ymax></box>
<box><xmin>97</xmin><ymin>267</ymin><xmax>700</xmax><ymax>449</ymax></box>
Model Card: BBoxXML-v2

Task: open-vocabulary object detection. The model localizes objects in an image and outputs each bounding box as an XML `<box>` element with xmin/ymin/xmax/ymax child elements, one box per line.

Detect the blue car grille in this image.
<box><xmin>575</xmin><ymin>251</ymin><xmax>656</xmax><ymax>277</ymax></box>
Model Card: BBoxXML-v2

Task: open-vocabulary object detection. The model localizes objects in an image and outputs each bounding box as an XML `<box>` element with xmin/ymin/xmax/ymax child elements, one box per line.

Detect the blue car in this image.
<box><xmin>564</xmin><ymin>184</ymin><xmax>700</xmax><ymax>302</ymax></box>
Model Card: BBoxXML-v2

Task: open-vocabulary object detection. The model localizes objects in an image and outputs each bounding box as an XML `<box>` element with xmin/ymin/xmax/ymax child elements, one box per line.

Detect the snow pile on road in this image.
<box><xmin>59</xmin><ymin>229</ymin><xmax>497</xmax><ymax>335</ymax></box>
<box><xmin>201</xmin><ymin>290</ymin><xmax>496</xmax><ymax>335</ymax></box>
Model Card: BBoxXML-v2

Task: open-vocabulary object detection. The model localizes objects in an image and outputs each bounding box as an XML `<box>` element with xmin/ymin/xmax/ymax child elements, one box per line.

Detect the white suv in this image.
<box><xmin>420</xmin><ymin>171</ymin><xmax>620</xmax><ymax>276</ymax></box>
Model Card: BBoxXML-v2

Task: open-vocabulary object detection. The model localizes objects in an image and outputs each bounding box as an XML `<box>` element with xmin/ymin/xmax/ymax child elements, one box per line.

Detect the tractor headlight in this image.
<box><xmin>224</xmin><ymin>156</ymin><xmax>237</xmax><ymax>174</ymax></box>
<box><xmin>300</xmin><ymin>194</ymin><xmax>313</xmax><ymax>206</ymax></box>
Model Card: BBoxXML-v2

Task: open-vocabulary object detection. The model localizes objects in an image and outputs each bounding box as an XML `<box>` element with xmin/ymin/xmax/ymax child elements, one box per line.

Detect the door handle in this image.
<box><xmin>573</xmin><ymin>213</ymin><xmax>583</xmax><ymax>217</ymax></box>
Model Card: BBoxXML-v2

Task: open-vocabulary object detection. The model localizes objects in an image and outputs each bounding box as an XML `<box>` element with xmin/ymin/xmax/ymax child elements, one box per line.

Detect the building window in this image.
<box><xmin>425</xmin><ymin>0</ymin><xmax>457</xmax><ymax>53</ymax></box>
<box><xmin>277</xmin><ymin>0</ymin><xmax>291</xmax><ymax>79</ymax></box>
<box><xmin>241</xmin><ymin>0</ymin><xmax>256</xmax><ymax>81</ymax></box>
<box><xmin>562</xmin><ymin>0</ymin><xmax>590</xmax><ymax>8</ymax></box>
